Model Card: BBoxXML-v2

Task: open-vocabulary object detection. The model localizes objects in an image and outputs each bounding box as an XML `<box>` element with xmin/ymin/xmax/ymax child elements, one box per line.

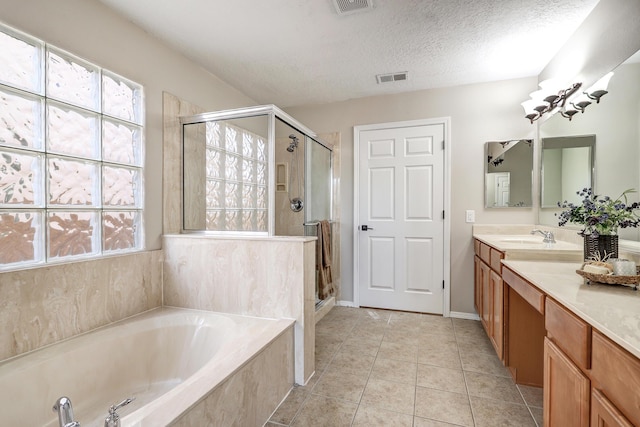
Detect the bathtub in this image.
<box><xmin>0</xmin><ymin>307</ymin><xmax>295</xmax><ymax>426</ymax></box>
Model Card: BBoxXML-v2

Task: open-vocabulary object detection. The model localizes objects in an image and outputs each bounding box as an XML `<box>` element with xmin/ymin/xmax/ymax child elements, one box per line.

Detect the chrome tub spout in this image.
<box><xmin>52</xmin><ymin>396</ymin><xmax>80</xmax><ymax>427</ymax></box>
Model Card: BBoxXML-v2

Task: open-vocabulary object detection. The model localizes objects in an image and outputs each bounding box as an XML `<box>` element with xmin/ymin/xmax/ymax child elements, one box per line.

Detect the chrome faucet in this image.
<box><xmin>104</xmin><ymin>397</ymin><xmax>135</xmax><ymax>427</ymax></box>
<box><xmin>531</xmin><ymin>229</ymin><xmax>556</xmax><ymax>244</ymax></box>
<box><xmin>53</xmin><ymin>396</ymin><xmax>80</xmax><ymax>427</ymax></box>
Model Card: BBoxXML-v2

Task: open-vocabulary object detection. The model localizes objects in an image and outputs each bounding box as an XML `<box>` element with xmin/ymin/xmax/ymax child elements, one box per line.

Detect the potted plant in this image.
<box><xmin>557</xmin><ymin>188</ymin><xmax>640</xmax><ymax>260</ymax></box>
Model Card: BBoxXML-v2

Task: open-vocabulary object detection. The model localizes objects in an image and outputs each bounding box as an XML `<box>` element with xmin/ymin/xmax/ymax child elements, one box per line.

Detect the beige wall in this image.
<box><xmin>287</xmin><ymin>77</ymin><xmax>538</xmax><ymax>313</ymax></box>
<box><xmin>540</xmin><ymin>0</ymin><xmax>640</xmax><ymax>91</ymax></box>
<box><xmin>0</xmin><ymin>0</ymin><xmax>257</xmax><ymax>250</ymax></box>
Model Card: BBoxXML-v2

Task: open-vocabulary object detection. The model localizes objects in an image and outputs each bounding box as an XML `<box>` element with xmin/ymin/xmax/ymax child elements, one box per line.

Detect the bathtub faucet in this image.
<box><xmin>52</xmin><ymin>396</ymin><xmax>80</xmax><ymax>427</ymax></box>
<box><xmin>104</xmin><ymin>397</ymin><xmax>135</xmax><ymax>427</ymax></box>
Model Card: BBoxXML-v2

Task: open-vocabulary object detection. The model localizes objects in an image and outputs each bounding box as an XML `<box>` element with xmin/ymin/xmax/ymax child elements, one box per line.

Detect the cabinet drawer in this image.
<box><xmin>502</xmin><ymin>267</ymin><xmax>545</xmax><ymax>314</ymax></box>
<box><xmin>545</xmin><ymin>298</ymin><xmax>591</xmax><ymax>370</ymax></box>
<box><xmin>591</xmin><ymin>331</ymin><xmax>640</xmax><ymax>427</ymax></box>
<box><xmin>474</xmin><ymin>239</ymin><xmax>481</xmax><ymax>256</ymax></box>
<box><xmin>480</xmin><ymin>242</ymin><xmax>491</xmax><ymax>264</ymax></box>
<box><xmin>490</xmin><ymin>247</ymin><xmax>504</xmax><ymax>273</ymax></box>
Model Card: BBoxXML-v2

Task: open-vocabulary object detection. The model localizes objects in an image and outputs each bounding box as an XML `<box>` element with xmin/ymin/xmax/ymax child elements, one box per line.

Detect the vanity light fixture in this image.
<box><xmin>585</xmin><ymin>72</ymin><xmax>614</xmax><ymax>103</ymax></box>
<box><xmin>521</xmin><ymin>72</ymin><xmax>614</xmax><ymax>123</ymax></box>
<box><xmin>521</xmin><ymin>81</ymin><xmax>582</xmax><ymax>123</ymax></box>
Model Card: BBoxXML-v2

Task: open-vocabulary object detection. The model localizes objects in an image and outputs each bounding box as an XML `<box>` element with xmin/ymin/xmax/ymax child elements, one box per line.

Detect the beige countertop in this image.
<box><xmin>502</xmin><ymin>259</ymin><xmax>640</xmax><ymax>360</ymax></box>
<box><xmin>474</xmin><ymin>234</ymin><xmax>583</xmax><ymax>261</ymax></box>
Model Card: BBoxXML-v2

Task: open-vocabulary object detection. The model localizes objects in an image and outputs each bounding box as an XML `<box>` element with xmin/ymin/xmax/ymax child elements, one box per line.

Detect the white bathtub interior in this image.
<box><xmin>0</xmin><ymin>307</ymin><xmax>293</xmax><ymax>427</ymax></box>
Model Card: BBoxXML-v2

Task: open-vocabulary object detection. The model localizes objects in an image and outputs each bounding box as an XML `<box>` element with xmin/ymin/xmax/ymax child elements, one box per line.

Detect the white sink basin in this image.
<box><xmin>499</xmin><ymin>236</ymin><xmax>543</xmax><ymax>244</ymax></box>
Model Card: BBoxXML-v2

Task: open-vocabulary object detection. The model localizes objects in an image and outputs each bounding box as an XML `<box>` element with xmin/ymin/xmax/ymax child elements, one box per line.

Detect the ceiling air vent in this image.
<box><xmin>333</xmin><ymin>0</ymin><xmax>373</xmax><ymax>15</ymax></box>
<box><xmin>376</xmin><ymin>72</ymin><xmax>408</xmax><ymax>84</ymax></box>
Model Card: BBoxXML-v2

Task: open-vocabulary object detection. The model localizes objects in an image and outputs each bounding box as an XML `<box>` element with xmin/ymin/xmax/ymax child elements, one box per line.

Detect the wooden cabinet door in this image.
<box><xmin>474</xmin><ymin>256</ymin><xmax>481</xmax><ymax>314</ymax></box>
<box><xmin>544</xmin><ymin>338</ymin><xmax>590</xmax><ymax>427</ymax></box>
<box><xmin>490</xmin><ymin>270</ymin><xmax>503</xmax><ymax>359</ymax></box>
<box><xmin>591</xmin><ymin>389</ymin><xmax>634</xmax><ymax>427</ymax></box>
<box><xmin>480</xmin><ymin>261</ymin><xmax>491</xmax><ymax>334</ymax></box>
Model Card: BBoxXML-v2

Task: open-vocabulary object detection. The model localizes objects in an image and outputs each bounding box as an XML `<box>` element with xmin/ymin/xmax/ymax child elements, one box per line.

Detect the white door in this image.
<box><xmin>495</xmin><ymin>172</ymin><xmax>510</xmax><ymax>207</ymax></box>
<box><xmin>355</xmin><ymin>121</ymin><xmax>446</xmax><ymax>314</ymax></box>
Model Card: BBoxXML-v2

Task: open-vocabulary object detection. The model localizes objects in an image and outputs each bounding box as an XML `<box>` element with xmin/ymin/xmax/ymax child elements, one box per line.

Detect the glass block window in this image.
<box><xmin>204</xmin><ymin>121</ymin><xmax>267</xmax><ymax>232</ymax></box>
<box><xmin>0</xmin><ymin>23</ymin><xmax>144</xmax><ymax>270</ymax></box>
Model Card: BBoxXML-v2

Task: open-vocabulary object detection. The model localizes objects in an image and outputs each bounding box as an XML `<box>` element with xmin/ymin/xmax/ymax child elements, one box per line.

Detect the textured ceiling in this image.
<box><xmin>97</xmin><ymin>0</ymin><xmax>600</xmax><ymax>108</ymax></box>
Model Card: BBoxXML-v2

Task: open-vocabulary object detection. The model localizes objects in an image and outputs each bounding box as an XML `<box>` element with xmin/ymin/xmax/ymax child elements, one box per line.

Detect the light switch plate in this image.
<box><xmin>465</xmin><ymin>210</ymin><xmax>475</xmax><ymax>223</ymax></box>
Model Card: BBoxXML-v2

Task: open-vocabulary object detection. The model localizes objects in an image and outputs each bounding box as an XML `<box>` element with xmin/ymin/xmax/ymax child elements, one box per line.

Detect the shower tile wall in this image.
<box><xmin>0</xmin><ymin>250</ymin><xmax>163</xmax><ymax>362</ymax></box>
<box><xmin>275</xmin><ymin>135</ymin><xmax>305</xmax><ymax>237</ymax></box>
<box><xmin>163</xmin><ymin>92</ymin><xmax>207</xmax><ymax>234</ymax></box>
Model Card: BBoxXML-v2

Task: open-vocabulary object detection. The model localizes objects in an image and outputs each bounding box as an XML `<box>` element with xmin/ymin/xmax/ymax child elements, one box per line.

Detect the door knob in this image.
<box><xmin>361</xmin><ymin>225</ymin><xmax>374</xmax><ymax>231</ymax></box>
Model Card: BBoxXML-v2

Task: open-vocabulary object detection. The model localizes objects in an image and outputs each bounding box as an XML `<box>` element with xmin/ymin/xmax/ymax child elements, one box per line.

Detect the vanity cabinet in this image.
<box><xmin>544</xmin><ymin>299</ymin><xmax>640</xmax><ymax>426</ymax></box>
<box><xmin>472</xmin><ymin>237</ymin><xmax>640</xmax><ymax>427</ymax></box>
<box><xmin>591</xmin><ymin>389</ymin><xmax>634</xmax><ymax>427</ymax></box>
<box><xmin>473</xmin><ymin>240</ymin><xmax>504</xmax><ymax>360</ymax></box>
<box><xmin>544</xmin><ymin>298</ymin><xmax>591</xmax><ymax>427</ymax></box>
<box><xmin>591</xmin><ymin>331</ymin><xmax>640</xmax><ymax>426</ymax></box>
<box><xmin>543</xmin><ymin>337</ymin><xmax>590</xmax><ymax>427</ymax></box>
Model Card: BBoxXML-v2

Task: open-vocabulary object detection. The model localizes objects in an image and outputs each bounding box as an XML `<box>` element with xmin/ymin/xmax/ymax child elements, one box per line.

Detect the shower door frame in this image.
<box><xmin>304</xmin><ymin>132</ymin><xmax>334</xmax><ymax>234</ymax></box>
<box><xmin>180</xmin><ymin>104</ymin><xmax>332</xmax><ymax>235</ymax></box>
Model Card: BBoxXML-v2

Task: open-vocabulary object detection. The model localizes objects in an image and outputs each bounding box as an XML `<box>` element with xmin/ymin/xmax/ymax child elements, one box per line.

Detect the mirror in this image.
<box><xmin>538</xmin><ymin>52</ymin><xmax>640</xmax><ymax>241</ymax></box>
<box><xmin>541</xmin><ymin>135</ymin><xmax>595</xmax><ymax>208</ymax></box>
<box><xmin>484</xmin><ymin>139</ymin><xmax>533</xmax><ymax>208</ymax></box>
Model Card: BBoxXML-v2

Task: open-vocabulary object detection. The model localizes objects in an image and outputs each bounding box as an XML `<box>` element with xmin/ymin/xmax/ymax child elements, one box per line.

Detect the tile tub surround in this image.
<box><xmin>268</xmin><ymin>307</ymin><xmax>542</xmax><ymax>427</ymax></box>
<box><xmin>163</xmin><ymin>234</ymin><xmax>316</xmax><ymax>385</ymax></box>
<box><xmin>162</xmin><ymin>92</ymin><xmax>206</xmax><ymax>235</ymax></box>
<box><xmin>502</xmin><ymin>259</ymin><xmax>640</xmax><ymax>359</ymax></box>
<box><xmin>0</xmin><ymin>250</ymin><xmax>163</xmax><ymax>362</ymax></box>
<box><xmin>171</xmin><ymin>324</ymin><xmax>294</xmax><ymax>427</ymax></box>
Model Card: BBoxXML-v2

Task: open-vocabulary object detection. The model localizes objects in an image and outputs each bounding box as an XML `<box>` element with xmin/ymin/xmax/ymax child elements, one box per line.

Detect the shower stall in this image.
<box><xmin>180</xmin><ymin>105</ymin><xmax>334</xmax><ymax>305</ymax></box>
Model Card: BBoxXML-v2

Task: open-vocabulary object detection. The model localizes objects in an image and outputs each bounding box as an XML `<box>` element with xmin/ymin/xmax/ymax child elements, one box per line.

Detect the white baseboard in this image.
<box><xmin>336</xmin><ymin>300</ymin><xmax>358</xmax><ymax>307</ymax></box>
<box><xmin>449</xmin><ymin>311</ymin><xmax>480</xmax><ymax>320</ymax></box>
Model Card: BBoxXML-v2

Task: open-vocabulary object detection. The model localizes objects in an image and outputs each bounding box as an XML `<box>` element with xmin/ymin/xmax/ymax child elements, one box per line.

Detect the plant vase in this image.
<box><xmin>583</xmin><ymin>234</ymin><xmax>619</xmax><ymax>261</ymax></box>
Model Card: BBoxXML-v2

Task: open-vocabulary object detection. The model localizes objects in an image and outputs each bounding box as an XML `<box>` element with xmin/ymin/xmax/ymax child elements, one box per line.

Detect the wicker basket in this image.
<box><xmin>576</xmin><ymin>262</ymin><xmax>640</xmax><ymax>290</ymax></box>
<box><xmin>583</xmin><ymin>234</ymin><xmax>619</xmax><ymax>261</ymax></box>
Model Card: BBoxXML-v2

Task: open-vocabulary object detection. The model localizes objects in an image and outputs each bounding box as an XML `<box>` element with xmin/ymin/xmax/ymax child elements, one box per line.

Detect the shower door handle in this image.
<box><xmin>360</xmin><ymin>225</ymin><xmax>374</xmax><ymax>231</ymax></box>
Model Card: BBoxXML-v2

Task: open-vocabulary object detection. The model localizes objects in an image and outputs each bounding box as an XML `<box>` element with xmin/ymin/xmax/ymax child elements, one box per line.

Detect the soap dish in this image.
<box><xmin>576</xmin><ymin>263</ymin><xmax>640</xmax><ymax>290</ymax></box>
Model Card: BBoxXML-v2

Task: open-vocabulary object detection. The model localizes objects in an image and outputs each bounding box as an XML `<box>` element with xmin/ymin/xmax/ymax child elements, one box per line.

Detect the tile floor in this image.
<box><xmin>267</xmin><ymin>306</ymin><xmax>543</xmax><ymax>427</ymax></box>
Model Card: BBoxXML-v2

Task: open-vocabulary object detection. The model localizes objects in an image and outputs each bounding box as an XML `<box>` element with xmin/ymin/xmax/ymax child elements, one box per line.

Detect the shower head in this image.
<box><xmin>287</xmin><ymin>134</ymin><xmax>299</xmax><ymax>152</ymax></box>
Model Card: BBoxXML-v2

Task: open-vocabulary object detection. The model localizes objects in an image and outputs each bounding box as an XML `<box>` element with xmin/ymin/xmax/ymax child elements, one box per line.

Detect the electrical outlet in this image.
<box><xmin>465</xmin><ymin>210</ymin><xmax>475</xmax><ymax>223</ymax></box>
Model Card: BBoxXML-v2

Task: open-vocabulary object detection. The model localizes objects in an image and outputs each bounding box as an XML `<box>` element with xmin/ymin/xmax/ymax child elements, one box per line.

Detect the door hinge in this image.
<box><xmin>441</xmin><ymin>140</ymin><xmax>445</xmax><ymax>150</ymax></box>
<box><xmin>442</xmin><ymin>280</ymin><xmax>445</xmax><ymax>289</ymax></box>
<box><xmin>442</xmin><ymin>210</ymin><xmax>445</xmax><ymax>219</ymax></box>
